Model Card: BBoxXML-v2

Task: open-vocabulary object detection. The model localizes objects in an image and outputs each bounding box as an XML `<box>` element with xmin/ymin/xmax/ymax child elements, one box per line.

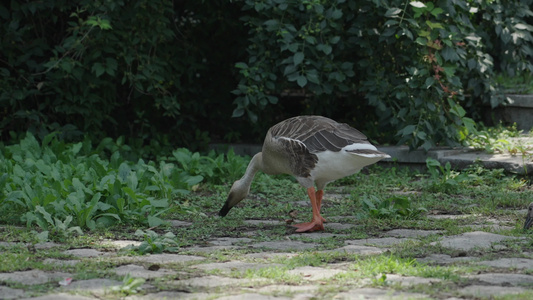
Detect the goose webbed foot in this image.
<box><xmin>292</xmin><ymin>219</ymin><xmax>324</xmax><ymax>232</ymax></box>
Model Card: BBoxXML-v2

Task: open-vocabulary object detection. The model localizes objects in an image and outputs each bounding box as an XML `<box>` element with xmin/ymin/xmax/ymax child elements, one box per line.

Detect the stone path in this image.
<box><xmin>1</xmin><ymin>212</ymin><xmax>532</xmax><ymax>300</ymax></box>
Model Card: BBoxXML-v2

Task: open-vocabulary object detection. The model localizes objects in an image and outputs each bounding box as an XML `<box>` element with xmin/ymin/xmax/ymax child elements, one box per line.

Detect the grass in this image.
<box><xmin>1</xmin><ymin>135</ymin><xmax>533</xmax><ymax>298</ymax></box>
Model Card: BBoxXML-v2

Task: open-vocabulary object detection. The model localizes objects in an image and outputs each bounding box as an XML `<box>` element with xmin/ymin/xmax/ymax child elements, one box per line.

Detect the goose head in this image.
<box><xmin>524</xmin><ymin>202</ymin><xmax>533</xmax><ymax>230</ymax></box>
<box><xmin>219</xmin><ymin>179</ymin><xmax>250</xmax><ymax>217</ymax></box>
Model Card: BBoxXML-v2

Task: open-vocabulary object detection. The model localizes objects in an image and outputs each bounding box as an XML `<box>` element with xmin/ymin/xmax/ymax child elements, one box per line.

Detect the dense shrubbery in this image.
<box><xmin>233</xmin><ymin>0</ymin><xmax>533</xmax><ymax>149</ymax></box>
<box><xmin>0</xmin><ymin>132</ymin><xmax>247</xmax><ymax>235</ymax></box>
<box><xmin>0</xmin><ymin>0</ymin><xmax>532</xmax><ymax>148</ymax></box>
<box><xmin>0</xmin><ymin>0</ymin><xmax>247</xmax><ymax>147</ymax></box>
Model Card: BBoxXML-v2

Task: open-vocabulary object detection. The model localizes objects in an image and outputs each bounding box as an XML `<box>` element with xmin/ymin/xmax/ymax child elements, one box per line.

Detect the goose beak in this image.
<box><xmin>219</xmin><ymin>198</ymin><xmax>232</xmax><ymax>217</ymax></box>
<box><xmin>218</xmin><ymin>190</ymin><xmax>240</xmax><ymax>217</ymax></box>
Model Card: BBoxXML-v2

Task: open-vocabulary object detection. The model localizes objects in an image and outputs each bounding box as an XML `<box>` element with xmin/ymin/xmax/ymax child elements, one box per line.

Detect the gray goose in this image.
<box><xmin>219</xmin><ymin>115</ymin><xmax>391</xmax><ymax>232</ymax></box>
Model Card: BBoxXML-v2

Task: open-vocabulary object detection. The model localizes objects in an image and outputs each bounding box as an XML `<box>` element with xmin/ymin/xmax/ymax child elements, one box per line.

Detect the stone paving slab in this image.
<box><xmin>244</xmin><ymin>252</ymin><xmax>299</xmax><ymax>260</ymax></box>
<box><xmin>287</xmin><ymin>266</ymin><xmax>346</xmax><ymax>281</ymax></box>
<box><xmin>126</xmin><ymin>291</ymin><xmax>211</xmax><ymax>300</ymax></box>
<box><xmin>430</xmin><ymin>231</ymin><xmax>518</xmax><ymax>251</ymax></box>
<box><xmin>465</xmin><ymin>272</ymin><xmax>533</xmax><ymax>286</ymax></box>
<box><xmin>384</xmin><ymin>229</ymin><xmax>443</xmax><ymax>238</ymax></box>
<box><xmin>172</xmin><ymin>275</ymin><xmax>267</xmax><ymax>288</ymax></box>
<box><xmin>255</xmin><ymin>284</ymin><xmax>321</xmax><ymax>294</ymax></box>
<box><xmin>251</xmin><ymin>241</ymin><xmax>320</xmax><ymax>251</ymax></box>
<box><xmin>476</xmin><ymin>257</ymin><xmax>533</xmax><ymax>269</ymax></box>
<box><xmin>62</xmin><ymin>248</ymin><xmax>111</xmax><ymax>258</ymax></box>
<box><xmin>186</xmin><ymin>245</ymin><xmax>239</xmax><ymax>253</ymax></box>
<box><xmin>169</xmin><ymin>220</ymin><xmax>193</xmax><ymax>227</ymax></box>
<box><xmin>382</xmin><ymin>274</ymin><xmax>442</xmax><ymax>287</ymax></box>
<box><xmin>333</xmin><ymin>287</ymin><xmax>430</xmax><ymax>299</ymax></box>
<box><xmin>426</xmin><ymin>214</ymin><xmax>475</xmax><ymax>220</ymax></box>
<box><xmin>130</xmin><ymin>253</ymin><xmax>205</xmax><ymax>264</ymax></box>
<box><xmin>325</xmin><ymin>223</ymin><xmax>357</xmax><ymax>230</ymax></box>
<box><xmin>191</xmin><ymin>261</ymin><xmax>283</xmax><ymax>274</ymax></box>
<box><xmin>43</xmin><ymin>258</ymin><xmax>81</xmax><ymax>267</ymax></box>
<box><xmin>244</xmin><ymin>220</ymin><xmax>284</xmax><ymax>226</ymax></box>
<box><xmin>324</xmin><ymin>245</ymin><xmax>385</xmax><ymax>255</ymax></box>
<box><xmin>416</xmin><ymin>254</ymin><xmax>476</xmax><ymax>265</ymax></box>
<box><xmin>208</xmin><ymin>237</ymin><xmax>254</xmax><ymax>246</ymax></box>
<box><xmin>345</xmin><ymin>237</ymin><xmax>415</xmax><ymax>247</ymax></box>
<box><xmin>217</xmin><ymin>293</ymin><xmax>291</xmax><ymax>300</ymax></box>
<box><xmin>61</xmin><ymin>278</ymin><xmax>122</xmax><ymax>292</ymax></box>
<box><xmin>100</xmin><ymin>239</ymin><xmax>142</xmax><ymax>249</ymax></box>
<box><xmin>287</xmin><ymin>232</ymin><xmax>347</xmax><ymax>240</ymax></box>
<box><xmin>457</xmin><ymin>284</ymin><xmax>528</xmax><ymax>298</ymax></box>
<box><xmin>0</xmin><ymin>285</ymin><xmax>25</xmax><ymax>299</ymax></box>
<box><xmin>0</xmin><ymin>270</ymin><xmax>72</xmax><ymax>285</ymax></box>
<box><xmin>24</xmin><ymin>293</ymin><xmax>98</xmax><ymax>300</ymax></box>
<box><xmin>114</xmin><ymin>264</ymin><xmax>178</xmax><ymax>278</ymax></box>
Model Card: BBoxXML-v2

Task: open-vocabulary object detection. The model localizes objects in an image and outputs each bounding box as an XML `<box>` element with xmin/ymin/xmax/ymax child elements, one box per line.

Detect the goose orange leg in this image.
<box><xmin>292</xmin><ymin>187</ymin><xmax>325</xmax><ymax>232</ymax></box>
<box><xmin>315</xmin><ymin>189</ymin><xmax>327</xmax><ymax>223</ymax></box>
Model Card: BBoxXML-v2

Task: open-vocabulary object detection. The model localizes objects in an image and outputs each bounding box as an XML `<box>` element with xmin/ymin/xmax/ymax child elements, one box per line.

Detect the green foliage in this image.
<box><xmin>233</xmin><ymin>0</ymin><xmax>533</xmax><ymax>149</ymax></box>
<box><xmin>128</xmin><ymin>229</ymin><xmax>179</xmax><ymax>255</ymax></box>
<box><xmin>0</xmin><ymin>132</ymin><xmax>205</xmax><ymax>232</ymax></box>
<box><xmin>0</xmin><ymin>1</ymin><xmax>248</xmax><ymax>147</ymax></box>
<box><xmin>111</xmin><ymin>274</ymin><xmax>146</xmax><ymax>295</ymax></box>
<box><xmin>425</xmin><ymin>158</ymin><xmax>469</xmax><ymax>192</ymax></box>
<box><xmin>167</xmin><ymin>148</ymin><xmax>248</xmax><ymax>185</ymax></box>
<box><xmin>360</xmin><ymin>195</ymin><xmax>427</xmax><ymax>219</ymax></box>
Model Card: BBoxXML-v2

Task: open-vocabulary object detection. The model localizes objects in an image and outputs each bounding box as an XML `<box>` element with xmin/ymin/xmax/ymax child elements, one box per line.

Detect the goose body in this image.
<box><xmin>219</xmin><ymin>115</ymin><xmax>391</xmax><ymax>232</ymax></box>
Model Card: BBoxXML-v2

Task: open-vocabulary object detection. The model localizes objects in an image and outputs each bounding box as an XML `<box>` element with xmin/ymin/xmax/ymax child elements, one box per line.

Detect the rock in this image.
<box><xmin>417</xmin><ymin>254</ymin><xmax>475</xmax><ymax>265</ymax></box>
<box><xmin>169</xmin><ymin>220</ymin><xmax>192</xmax><ymax>227</ymax></box>
<box><xmin>216</xmin><ymin>293</ymin><xmax>291</xmax><ymax>300</ymax></box>
<box><xmin>345</xmin><ymin>237</ymin><xmax>415</xmax><ymax>247</ymax></box>
<box><xmin>381</xmin><ymin>274</ymin><xmax>442</xmax><ymax>287</ymax></box>
<box><xmin>114</xmin><ymin>264</ymin><xmax>178</xmax><ymax>278</ymax></box>
<box><xmin>61</xmin><ymin>278</ymin><xmax>122</xmax><ymax>293</ymax></box>
<box><xmin>62</xmin><ymin>248</ymin><xmax>110</xmax><ymax>258</ymax></box>
<box><xmin>476</xmin><ymin>257</ymin><xmax>533</xmax><ymax>269</ymax></box>
<box><xmin>251</xmin><ymin>241</ymin><xmax>320</xmax><ymax>251</ymax></box>
<box><xmin>465</xmin><ymin>273</ymin><xmax>533</xmax><ymax>286</ymax></box>
<box><xmin>457</xmin><ymin>285</ymin><xmax>527</xmax><ymax>298</ymax></box>
<box><xmin>385</xmin><ymin>229</ymin><xmax>443</xmax><ymax>238</ymax></box>
<box><xmin>191</xmin><ymin>261</ymin><xmax>283</xmax><ymax>274</ymax></box>
<box><xmin>208</xmin><ymin>237</ymin><xmax>253</xmax><ymax>246</ymax></box>
<box><xmin>21</xmin><ymin>293</ymin><xmax>97</xmax><ymax>300</ymax></box>
<box><xmin>43</xmin><ymin>258</ymin><xmax>81</xmax><ymax>267</ymax></box>
<box><xmin>172</xmin><ymin>275</ymin><xmax>265</xmax><ymax>288</ymax></box>
<box><xmin>287</xmin><ymin>266</ymin><xmax>345</xmax><ymax>281</ymax></box>
<box><xmin>131</xmin><ymin>253</ymin><xmax>205</xmax><ymax>264</ymax></box>
<box><xmin>0</xmin><ymin>270</ymin><xmax>72</xmax><ymax>285</ymax></box>
<box><xmin>325</xmin><ymin>245</ymin><xmax>385</xmax><ymax>255</ymax></box>
<box><xmin>333</xmin><ymin>287</ymin><xmax>429</xmax><ymax>299</ymax></box>
<box><xmin>430</xmin><ymin>231</ymin><xmax>518</xmax><ymax>251</ymax></box>
<box><xmin>0</xmin><ymin>286</ymin><xmax>25</xmax><ymax>299</ymax></box>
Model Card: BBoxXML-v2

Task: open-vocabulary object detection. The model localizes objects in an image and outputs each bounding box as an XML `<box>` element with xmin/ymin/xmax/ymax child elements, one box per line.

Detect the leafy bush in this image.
<box><xmin>0</xmin><ymin>133</ymin><xmax>207</xmax><ymax>232</ymax></box>
<box><xmin>0</xmin><ymin>1</ymin><xmax>248</xmax><ymax>147</ymax></box>
<box><xmin>425</xmin><ymin>158</ymin><xmax>470</xmax><ymax>192</ymax></box>
<box><xmin>232</xmin><ymin>0</ymin><xmax>533</xmax><ymax>149</ymax></box>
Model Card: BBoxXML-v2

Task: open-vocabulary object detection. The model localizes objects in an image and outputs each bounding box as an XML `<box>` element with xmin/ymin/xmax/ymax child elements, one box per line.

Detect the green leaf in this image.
<box><xmin>235</xmin><ymin>62</ymin><xmax>248</xmax><ymax>69</ymax></box>
<box><xmin>410</xmin><ymin>1</ymin><xmax>426</xmax><ymax>8</ymax></box>
<box><xmin>385</xmin><ymin>8</ymin><xmax>402</xmax><ymax>18</ymax></box>
<box><xmin>329</xmin><ymin>36</ymin><xmax>341</xmax><ymax>44</ymax></box>
<box><xmin>91</xmin><ymin>63</ymin><xmax>105</xmax><ymax>77</ymax></box>
<box><xmin>296</xmin><ymin>75</ymin><xmax>307</xmax><ymax>87</ymax></box>
<box><xmin>293</xmin><ymin>52</ymin><xmax>304</xmax><ymax>66</ymax></box>
<box><xmin>330</xmin><ymin>9</ymin><xmax>343</xmax><ymax>19</ymax></box>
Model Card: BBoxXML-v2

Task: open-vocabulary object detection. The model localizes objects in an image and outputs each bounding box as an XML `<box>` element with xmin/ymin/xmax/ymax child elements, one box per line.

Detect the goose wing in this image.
<box><xmin>269</xmin><ymin>115</ymin><xmax>369</xmax><ymax>153</ymax></box>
